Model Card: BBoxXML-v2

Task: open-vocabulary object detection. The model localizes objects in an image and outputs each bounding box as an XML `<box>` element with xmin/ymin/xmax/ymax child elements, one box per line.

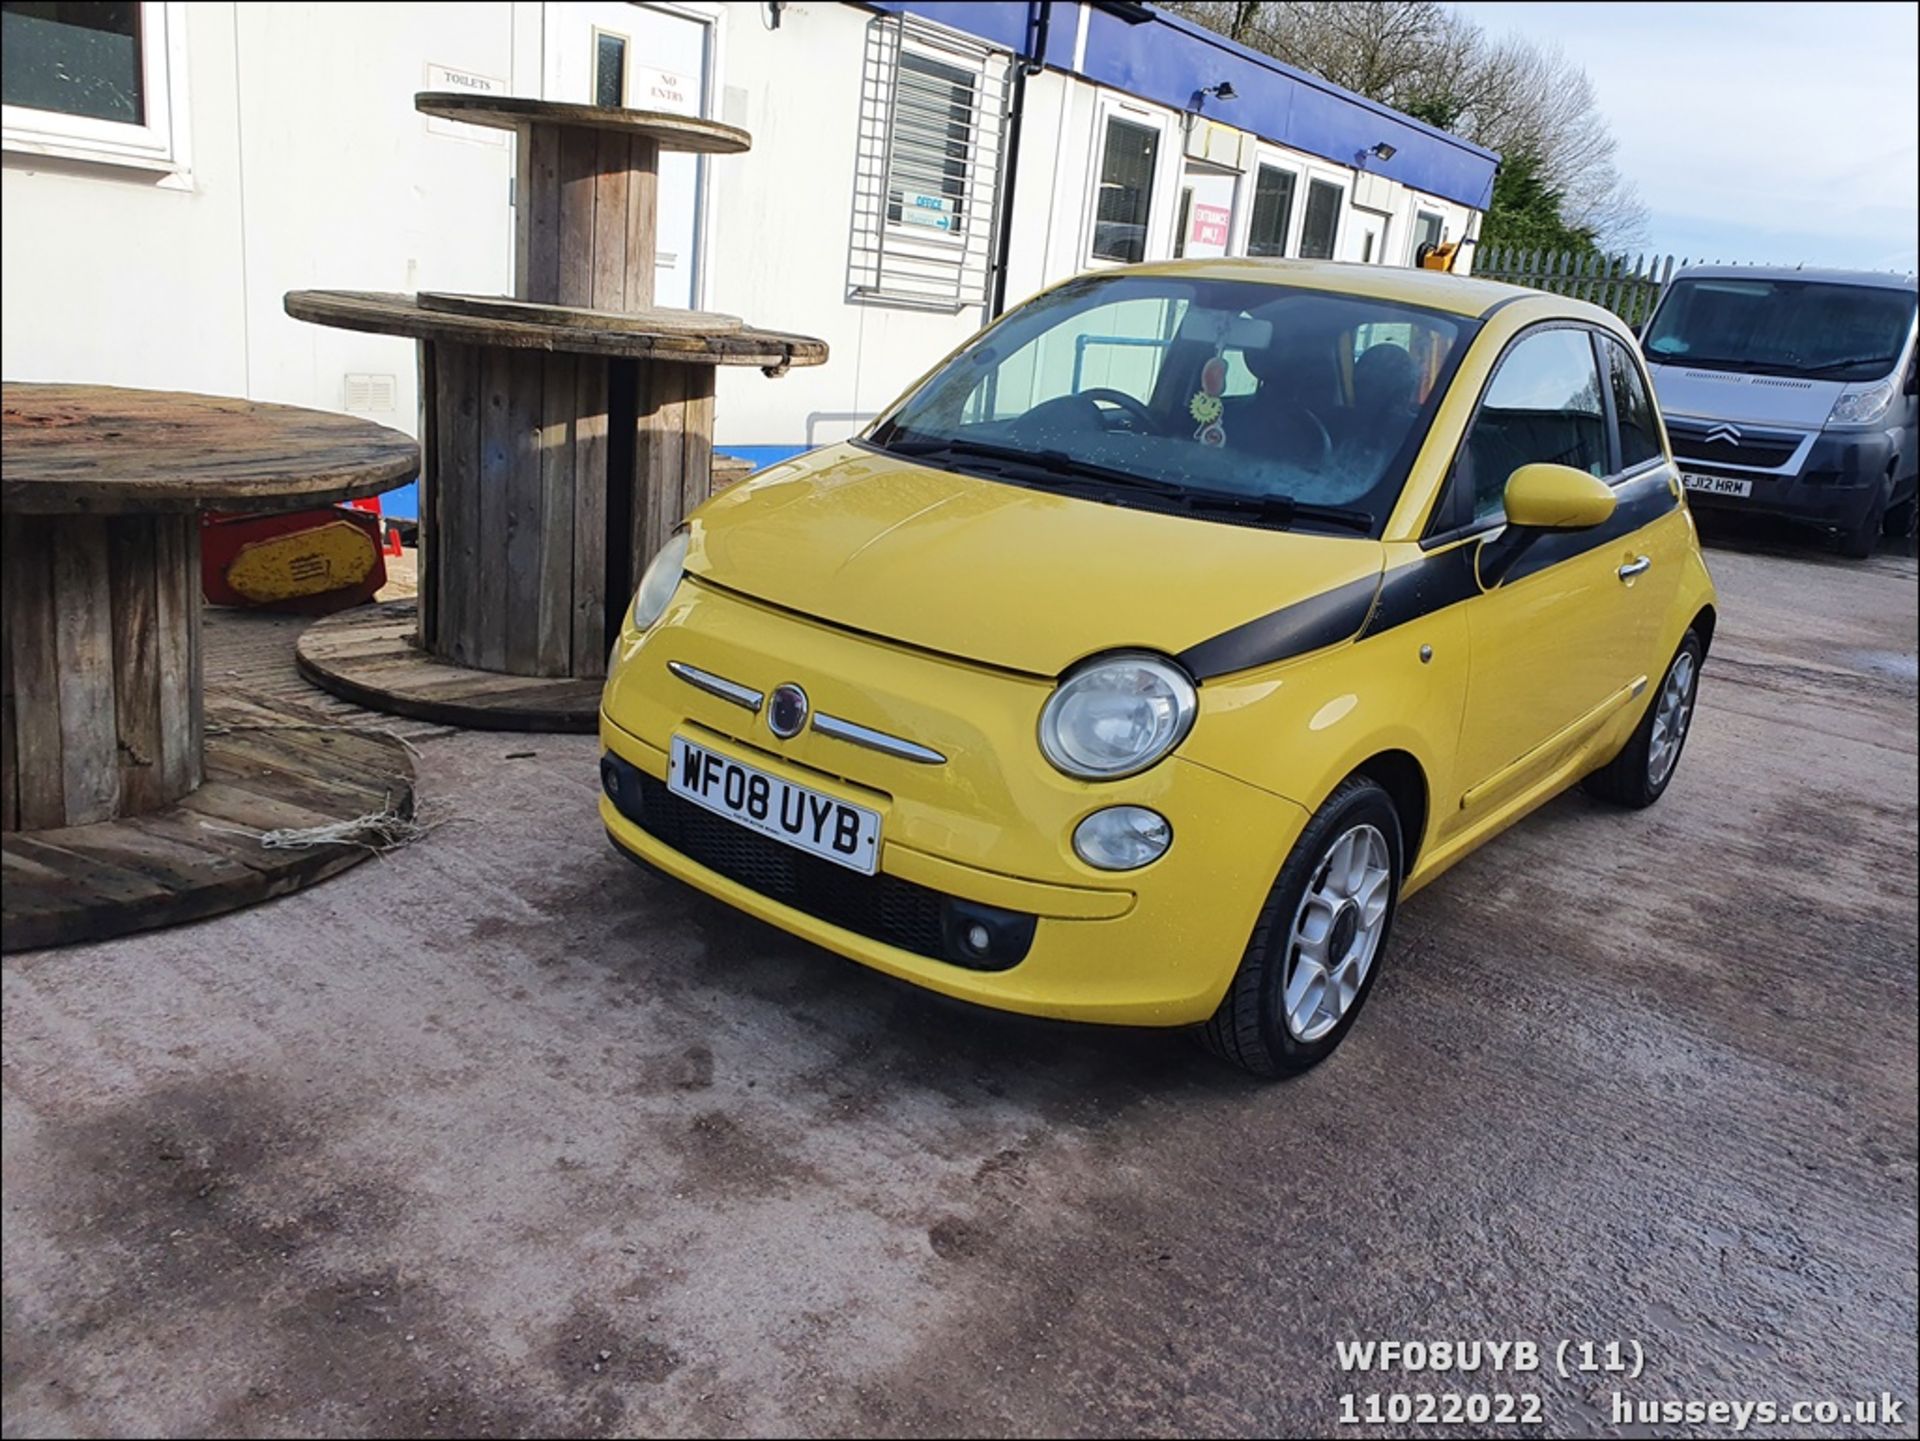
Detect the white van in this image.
<box><xmin>1642</xmin><ymin>266</ymin><xmax>1918</xmax><ymax>558</ymax></box>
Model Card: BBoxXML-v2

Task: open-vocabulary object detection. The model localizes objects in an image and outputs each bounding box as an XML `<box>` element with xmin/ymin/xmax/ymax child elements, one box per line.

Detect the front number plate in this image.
<box><xmin>1681</xmin><ymin>472</ymin><xmax>1753</xmax><ymax>497</ymax></box>
<box><xmin>668</xmin><ymin>735</ymin><xmax>882</xmax><ymax>876</ymax></box>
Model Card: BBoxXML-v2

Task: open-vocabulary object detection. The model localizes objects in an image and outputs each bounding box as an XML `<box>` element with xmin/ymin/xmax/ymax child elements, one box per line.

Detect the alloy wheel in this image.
<box><xmin>1281</xmin><ymin>823</ymin><xmax>1393</xmax><ymax>1042</ymax></box>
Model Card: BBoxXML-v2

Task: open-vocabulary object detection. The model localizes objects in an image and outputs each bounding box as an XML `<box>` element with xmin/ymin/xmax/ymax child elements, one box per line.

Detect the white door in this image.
<box><xmin>1347</xmin><ymin>211</ymin><xmax>1389</xmax><ymax>265</ymax></box>
<box><xmin>1174</xmin><ymin>166</ymin><xmax>1237</xmax><ymax>260</ymax></box>
<box><xmin>543</xmin><ymin>2</ymin><xmax>712</xmax><ymax>309</ymax></box>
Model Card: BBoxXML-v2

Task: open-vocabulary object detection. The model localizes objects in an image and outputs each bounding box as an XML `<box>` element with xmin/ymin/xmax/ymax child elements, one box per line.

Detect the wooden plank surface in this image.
<box><xmin>624</xmin><ymin>137</ymin><xmax>660</xmax><ymax>311</ymax></box>
<box><xmin>416</xmin><ymin>293</ymin><xmax>741</xmax><ymax>335</ymax></box>
<box><xmin>475</xmin><ymin>348</ymin><xmax>515</xmax><ymax>672</ymax></box>
<box><xmin>1</xmin><ymin>693</ymin><xmax>416</xmax><ymax>953</ymax></box>
<box><xmin>537</xmin><ymin>353</ymin><xmax>579</xmax><ymax>676</ymax></box>
<box><xmin>571</xmin><ymin>360</ymin><xmax>611</xmax><ymax>678</ymax></box>
<box><xmin>2</xmin><ymin>385</ymin><xmax>419</xmax><ymax>515</ymax></box>
<box><xmin>4</xmin><ymin>512</ymin><xmax>203</xmax><ymax>830</ymax></box>
<box><xmin>503</xmin><ymin>350</ymin><xmax>547</xmax><ymax>673</ymax></box>
<box><xmin>3</xmin><ymin>517</ymin><xmax>65</xmax><ymax>828</ymax></box>
<box><xmin>417</xmin><ymin>342</ymin><xmax>440</xmax><ymax>647</ymax></box>
<box><xmin>154</xmin><ymin>514</ymin><xmax>203</xmax><ymax>803</ymax></box>
<box><xmin>413</xmin><ymin>92</ymin><xmax>751</xmax><ymax>153</ymax></box>
<box><xmin>297</xmin><ymin>600</ymin><xmax>601</xmax><ymax>732</ymax></box>
<box><xmin>631</xmin><ymin>363</ymin><xmax>715</xmax><ymax>568</ymax></box>
<box><xmin>434</xmin><ymin>342</ymin><xmax>482</xmax><ymax>665</ymax></box>
<box><xmin>284</xmin><ymin>292</ymin><xmax>827</xmax><ymax>370</ymax></box>
<box><xmin>557</xmin><ymin>123</ymin><xmax>599</xmax><ymax>312</ymax></box>
<box><xmin>107</xmin><ymin>514</ymin><xmax>164</xmax><ymax>814</ymax></box>
<box><xmin>592</xmin><ymin>127</ymin><xmax>633</xmax><ymax>312</ymax></box>
<box><xmin>51</xmin><ymin>516</ymin><xmax>121</xmax><ymax>824</ymax></box>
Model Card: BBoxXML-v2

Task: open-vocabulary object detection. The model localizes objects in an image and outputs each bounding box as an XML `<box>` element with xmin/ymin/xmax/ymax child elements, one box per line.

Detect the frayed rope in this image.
<box><xmin>201</xmin><ymin>795</ymin><xmax>446</xmax><ymax>854</ymax></box>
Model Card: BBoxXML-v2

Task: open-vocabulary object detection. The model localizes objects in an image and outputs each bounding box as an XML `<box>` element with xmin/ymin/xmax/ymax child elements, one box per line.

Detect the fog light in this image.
<box><xmin>1073</xmin><ymin>806</ymin><xmax>1171</xmax><ymax>870</ymax></box>
<box><xmin>940</xmin><ymin>899</ymin><xmax>1036</xmax><ymax>971</ymax></box>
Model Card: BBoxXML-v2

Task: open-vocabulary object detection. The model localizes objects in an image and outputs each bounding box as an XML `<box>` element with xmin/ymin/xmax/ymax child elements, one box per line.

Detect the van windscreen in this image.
<box><xmin>1643</xmin><ymin>278</ymin><xmax>1916</xmax><ymax>383</ymax></box>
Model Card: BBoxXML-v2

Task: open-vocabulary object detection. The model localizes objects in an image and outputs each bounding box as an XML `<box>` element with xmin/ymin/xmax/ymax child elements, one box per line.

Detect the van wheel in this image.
<box><xmin>1583</xmin><ymin>630</ymin><xmax>1703</xmax><ymax>809</ymax></box>
<box><xmin>1884</xmin><ymin>492</ymin><xmax>1918</xmax><ymax>539</ymax></box>
<box><xmin>1198</xmin><ymin>776</ymin><xmax>1402</xmax><ymax>1078</ymax></box>
<box><xmin>1839</xmin><ymin>486</ymin><xmax>1887</xmax><ymax>559</ymax></box>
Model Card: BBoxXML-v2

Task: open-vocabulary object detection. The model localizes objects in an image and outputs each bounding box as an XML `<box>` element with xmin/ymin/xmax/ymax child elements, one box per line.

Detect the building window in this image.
<box><xmin>886</xmin><ymin>51</ymin><xmax>975</xmax><ymax>231</ymax></box>
<box><xmin>2</xmin><ymin>0</ymin><xmax>182</xmax><ymax>170</ymax></box>
<box><xmin>1090</xmin><ymin>115</ymin><xmax>1159</xmax><ymax>264</ymax></box>
<box><xmin>849</xmin><ymin>12</ymin><xmax>1010</xmax><ymax>311</ymax></box>
<box><xmin>1299</xmin><ymin>178</ymin><xmax>1343</xmax><ymax>260</ymax></box>
<box><xmin>1246</xmin><ymin>163</ymin><xmax>1296</xmax><ymax>258</ymax></box>
<box><xmin>593</xmin><ymin>29</ymin><xmax>627</xmax><ymax>107</ymax></box>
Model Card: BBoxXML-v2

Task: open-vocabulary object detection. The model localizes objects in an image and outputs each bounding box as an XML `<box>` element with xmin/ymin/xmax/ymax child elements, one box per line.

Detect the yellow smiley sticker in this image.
<box><xmin>1188</xmin><ymin>392</ymin><xmax>1224</xmax><ymax>425</ymax></box>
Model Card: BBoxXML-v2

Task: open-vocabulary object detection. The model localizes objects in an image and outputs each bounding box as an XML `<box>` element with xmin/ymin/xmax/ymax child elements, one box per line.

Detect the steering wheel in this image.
<box><xmin>1271</xmin><ymin>406</ymin><xmax>1333</xmax><ymax>469</ymax></box>
<box><xmin>1076</xmin><ymin>387</ymin><xmax>1160</xmax><ymax>434</ymax></box>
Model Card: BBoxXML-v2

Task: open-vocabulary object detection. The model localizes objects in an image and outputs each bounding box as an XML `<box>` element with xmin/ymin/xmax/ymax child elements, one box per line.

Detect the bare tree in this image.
<box><xmin>1160</xmin><ymin>1</ymin><xmax>1649</xmax><ymax>250</ymax></box>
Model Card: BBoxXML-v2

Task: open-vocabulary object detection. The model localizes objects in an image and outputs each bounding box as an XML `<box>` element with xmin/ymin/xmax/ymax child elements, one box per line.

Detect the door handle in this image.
<box><xmin>1618</xmin><ymin>556</ymin><xmax>1652</xmax><ymax>581</ymax></box>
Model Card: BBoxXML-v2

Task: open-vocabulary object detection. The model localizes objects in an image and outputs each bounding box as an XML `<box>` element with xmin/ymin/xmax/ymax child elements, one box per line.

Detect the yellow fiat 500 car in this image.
<box><xmin>599</xmin><ymin>260</ymin><xmax>1717</xmax><ymax>1076</ymax></box>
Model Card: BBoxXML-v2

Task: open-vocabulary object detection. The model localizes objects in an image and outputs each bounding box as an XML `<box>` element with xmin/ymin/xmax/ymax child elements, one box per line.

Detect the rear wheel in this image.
<box><xmin>1199</xmin><ymin>776</ymin><xmax>1402</xmax><ymax>1077</ymax></box>
<box><xmin>1583</xmin><ymin>630</ymin><xmax>1703</xmax><ymax>809</ymax></box>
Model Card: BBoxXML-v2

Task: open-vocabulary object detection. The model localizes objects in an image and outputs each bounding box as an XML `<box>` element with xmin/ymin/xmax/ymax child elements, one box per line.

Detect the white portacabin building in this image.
<box><xmin>1</xmin><ymin>1</ymin><xmax>1498</xmax><ymax>516</ymax></box>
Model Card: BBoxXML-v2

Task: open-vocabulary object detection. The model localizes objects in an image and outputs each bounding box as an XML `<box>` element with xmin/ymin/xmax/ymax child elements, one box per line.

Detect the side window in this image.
<box><xmin>1602</xmin><ymin>336</ymin><xmax>1665</xmax><ymax>470</ymax></box>
<box><xmin>1460</xmin><ymin>328</ymin><xmax>1608</xmax><ymax>522</ymax></box>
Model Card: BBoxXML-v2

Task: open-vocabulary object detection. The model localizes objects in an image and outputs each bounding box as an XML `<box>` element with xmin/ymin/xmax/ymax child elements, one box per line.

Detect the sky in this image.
<box><xmin>1450</xmin><ymin>1</ymin><xmax>1919</xmax><ymax>272</ymax></box>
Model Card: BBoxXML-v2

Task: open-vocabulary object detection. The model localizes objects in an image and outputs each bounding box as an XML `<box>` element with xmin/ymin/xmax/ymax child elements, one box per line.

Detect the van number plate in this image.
<box><xmin>669</xmin><ymin>736</ymin><xmax>881</xmax><ymax>875</ymax></box>
<box><xmin>1681</xmin><ymin>472</ymin><xmax>1752</xmax><ymax>497</ymax></box>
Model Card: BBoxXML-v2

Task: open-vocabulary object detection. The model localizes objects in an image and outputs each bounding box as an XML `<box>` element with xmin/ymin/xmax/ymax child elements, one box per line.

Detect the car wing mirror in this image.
<box><xmin>1477</xmin><ymin>464</ymin><xmax>1618</xmax><ymax>588</ymax></box>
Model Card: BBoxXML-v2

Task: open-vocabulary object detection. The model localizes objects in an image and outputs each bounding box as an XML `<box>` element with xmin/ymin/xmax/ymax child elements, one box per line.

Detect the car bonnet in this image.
<box><xmin>685</xmin><ymin>443</ymin><xmax>1387</xmax><ymax>678</ymax></box>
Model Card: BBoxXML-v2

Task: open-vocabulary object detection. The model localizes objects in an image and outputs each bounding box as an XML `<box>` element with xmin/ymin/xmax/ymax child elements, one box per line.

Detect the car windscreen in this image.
<box><xmin>1643</xmin><ymin>278</ymin><xmax>1918</xmax><ymax>383</ymax></box>
<box><xmin>864</xmin><ymin>274</ymin><xmax>1474</xmax><ymax>537</ymax></box>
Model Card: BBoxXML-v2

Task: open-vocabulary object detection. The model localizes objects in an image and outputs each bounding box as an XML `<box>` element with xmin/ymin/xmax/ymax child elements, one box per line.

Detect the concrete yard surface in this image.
<box><xmin>3</xmin><ymin>530</ymin><xmax>1916</xmax><ymax>1438</ymax></box>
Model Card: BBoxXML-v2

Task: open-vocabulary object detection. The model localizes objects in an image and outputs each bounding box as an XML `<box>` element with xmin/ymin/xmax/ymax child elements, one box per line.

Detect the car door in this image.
<box><xmin>1444</xmin><ymin>324</ymin><xmax>1669</xmax><ymax>830</ymax></box>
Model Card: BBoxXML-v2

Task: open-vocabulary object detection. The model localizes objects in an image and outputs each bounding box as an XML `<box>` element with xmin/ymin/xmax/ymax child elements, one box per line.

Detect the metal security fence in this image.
<box><xmin>1471</xmin><ymin>249</ymin><xmax>1683</xmax><ymax>329</ymax></box>
<box><xmin>847</xmin><ymin>12</ymin><xmax>1013</xmax><ymax>313</ymax></box>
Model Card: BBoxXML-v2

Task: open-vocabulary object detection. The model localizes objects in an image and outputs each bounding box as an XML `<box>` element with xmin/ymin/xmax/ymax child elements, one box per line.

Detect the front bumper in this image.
<box><xmin>599</xmin><ymin>711</ymin><xmax>1308</xmax><ymax>1028</ymax></box>
<box><xmin>1677</xmin><ymin>429</ymin><xmax>1895</xmax><ymax>528</ymax></box>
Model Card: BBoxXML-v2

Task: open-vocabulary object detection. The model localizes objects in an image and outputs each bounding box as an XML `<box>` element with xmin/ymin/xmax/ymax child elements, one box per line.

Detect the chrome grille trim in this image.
<box><xmin>811</xmin><ymin>713</ymin><xmax>946</xmax><ymax>765</ymax></box>
<box><xmin>668</xmin><ymin>661</ymin><xmax>763</xmax><ymax>713</ymax></box>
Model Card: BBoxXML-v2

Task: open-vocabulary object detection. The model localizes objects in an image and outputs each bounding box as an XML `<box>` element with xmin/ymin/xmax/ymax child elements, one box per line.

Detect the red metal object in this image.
<box><xmin>200</xmin><ymin>505</ymin><xmax>388</xmax><ymax>614</ymax></box>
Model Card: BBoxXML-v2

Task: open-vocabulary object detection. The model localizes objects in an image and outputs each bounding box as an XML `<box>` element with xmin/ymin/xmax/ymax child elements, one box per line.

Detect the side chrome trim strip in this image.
<box><xmin>811</xmin><ymin>713</ymin><xmax>946</xmax><ymax>765</ymax></box>
<box><xmin>668</xmin><ymin>661</ymin><xmax>763</xmax><ymax>713</ymax></box>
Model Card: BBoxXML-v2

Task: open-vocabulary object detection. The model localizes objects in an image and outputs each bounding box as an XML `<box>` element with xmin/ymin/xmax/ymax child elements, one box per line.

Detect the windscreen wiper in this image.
<box><xmin>1177</xmin><ymin>488</ymin><xmax>1376</xmax><ymax>534</ymax></box>
<box><xmin>1788</xmin><ymin>355</ymin><xmax>1899</xmax><ymax>376</ymax></box>
<box><xmin>884</xmin><ymin>436</ymin><xmax>1181</xmax><ymax>496</ymax></box>
<box><xmin>1646</xmin><ymin>352</ymin><xmax>1763</xmax><ymax>372</ymax></box>
<box><xmin>885</xmin><ymin>437</ymin><xmax>1374</xmax><ymax>533</ymax></box>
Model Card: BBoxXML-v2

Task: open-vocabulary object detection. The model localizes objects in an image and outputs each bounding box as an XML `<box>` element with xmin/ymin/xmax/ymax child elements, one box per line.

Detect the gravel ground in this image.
<box><xmin>3</xmin><ymin>523</ymin><xmax>1915</xmax><ymax>1439</ymax></box>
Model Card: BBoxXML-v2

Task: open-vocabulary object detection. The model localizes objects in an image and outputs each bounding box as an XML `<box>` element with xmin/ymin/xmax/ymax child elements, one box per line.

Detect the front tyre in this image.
<box><xmin>1200</xmin><ymin>776</ymin><xmax>1402</xmax><ymax>1077</ymax></box>
<box><xmin>1838</xmin><ymin>484</ymin><xmax>1887</xmax><ymax>560</ymax></box>
<box><xmin>1582</xmin><ymin>630</ymin><xmax>1704</xmax><ymax>809</ymax></box>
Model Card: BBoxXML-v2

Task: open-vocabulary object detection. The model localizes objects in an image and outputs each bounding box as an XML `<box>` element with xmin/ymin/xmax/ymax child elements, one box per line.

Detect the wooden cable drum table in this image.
<box><xmin>1</xmin><ymin>384</ymin><xmax>421</xmax><ymax>951</ymax></box>
<box><xmin>287</xmin><ymin>93</ymin><xmax>827</xmax><ymax>731</ymax></box>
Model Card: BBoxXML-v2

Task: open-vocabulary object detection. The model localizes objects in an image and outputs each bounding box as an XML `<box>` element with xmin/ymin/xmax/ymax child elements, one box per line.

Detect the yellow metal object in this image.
<box><xmin>599</xmin><ymin>260</ymin><xmax>1719</xmax><ymax>1027</ymax></box>
<box><xmin>225</xmin><ymin>519</ymin><xmax>377</xmax><ymax>603</ymax></box>
<box><xmin>1503</xmin><ymin>464</ymin><xmax>1619</xmax><ymax>530</ymax></box>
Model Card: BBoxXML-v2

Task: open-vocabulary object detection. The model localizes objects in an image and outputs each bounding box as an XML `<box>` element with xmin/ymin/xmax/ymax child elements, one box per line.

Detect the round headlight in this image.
<box><xmin>1038</xmin><ymin>652</ymin><xmax>1197</xmax><ymax>779</ymax></box>
<box><xmin>630</xmin><ymin>530</ymin><xmax>689</xmax><ymax>632</ymax></box>
<box><xmin>1073</xmin><ymin>806</ymin><xmax>1172</xmax><ymax>870</ymax></box>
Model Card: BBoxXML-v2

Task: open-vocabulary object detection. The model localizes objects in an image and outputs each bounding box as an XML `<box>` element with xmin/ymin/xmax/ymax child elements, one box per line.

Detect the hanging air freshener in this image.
<box><xmin>1190</xmin><ymin>334</ymin><xmax>1231</xmax><ymax>447</ymax></box>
